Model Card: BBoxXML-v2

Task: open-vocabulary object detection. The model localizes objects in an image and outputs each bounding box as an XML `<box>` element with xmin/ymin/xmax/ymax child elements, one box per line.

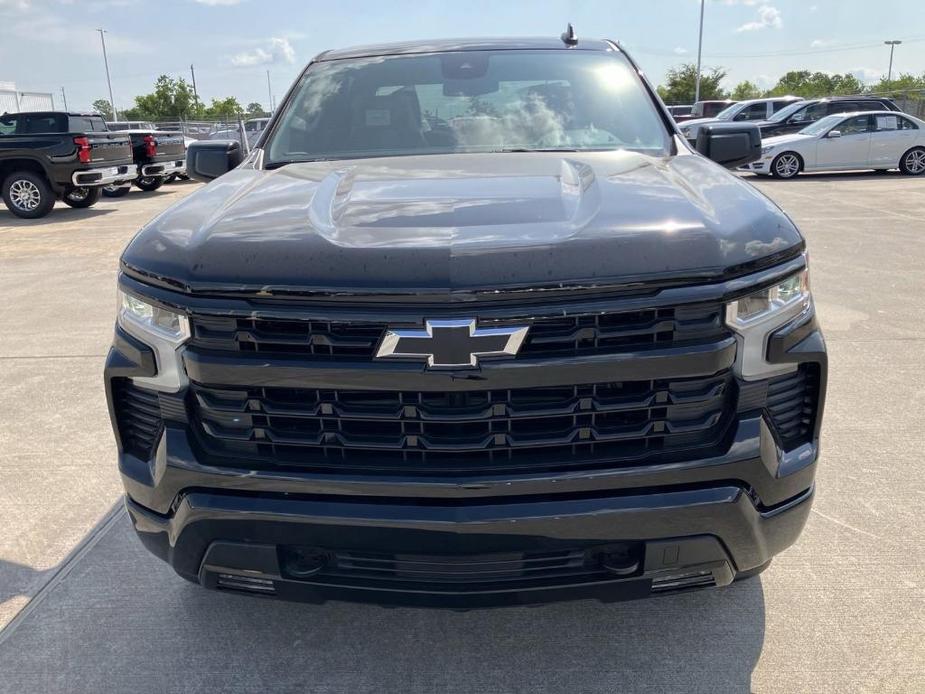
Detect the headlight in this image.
<box><xmin>726</xmin><ymin>269</ymin><xmax>810</xmax><ymax>328</ymax></box>
<box><xmin>725</xmin><ymin>266</ymin><xmax>812</xmax><ymax>380</ymax></box>
<box><xmin>117</xmin><ymin>288</ymin><xmax>190</xmax><ymax>392</ymax></box>
<box><xmin>118</xmin><ymin>290</ymin><xmax>190</xmax><ymax>345</ymax></box>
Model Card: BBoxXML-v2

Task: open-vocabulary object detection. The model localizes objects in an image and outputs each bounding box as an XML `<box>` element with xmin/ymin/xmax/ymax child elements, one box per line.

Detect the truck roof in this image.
<box><xmin>319</xmin><ymin>36</ymin><xmax>616</xmax><ymax>61</ymax></box>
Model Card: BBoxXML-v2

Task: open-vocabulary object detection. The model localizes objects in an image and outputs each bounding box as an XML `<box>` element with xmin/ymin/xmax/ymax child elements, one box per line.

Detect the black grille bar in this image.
<box><xmin>190</xmin><ymin>372</ymin><xmax>734</xmax><ymax>475</ymax></box>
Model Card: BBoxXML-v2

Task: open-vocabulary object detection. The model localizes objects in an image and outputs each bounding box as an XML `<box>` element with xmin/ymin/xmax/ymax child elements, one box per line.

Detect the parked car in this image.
<box><xmin>690</xmin><ymin>99</ymin><xmax>736</xmax><ymax>119</ymax></box>
<box><xmin>106</xmin><ymin>120</ymin><xmax>158</xmax><ymax>131</ymax></box>
<box><xmin>666</xmin><ymin>104</ymin><xmax>693</xmax><ymax>122</ymax></box>
<box><xmin>757</xmin><ymin>96</ymin><xmax>900</xmax><ymax>138</ymax></box>
<box><xmin>741</xmin><ymin>111</ymin><xmax>925</xmax><ymax>178</ymax></box>
<box><xmin>107</xmin><ymin>34</ymin><xmax>825</xmax><ymax>606</ymax></box>
<box><xmin>101</xmin><ymin>127</ymin><xmax>187</xmax><ymax>196</ymax></box>
<box><xmin>0</xmin><ymin>111</ymin><xmax>135</xmax><ymax>218</ymax></box>
<box><xmin>208</xmin><ymin>117</ymin><xmax>270</xmax><ymax>148</ymax></box>
<box><xmin>679</xmin><ymin>96</ymin><xmax>802</xmax><ymax>143</ymax></box>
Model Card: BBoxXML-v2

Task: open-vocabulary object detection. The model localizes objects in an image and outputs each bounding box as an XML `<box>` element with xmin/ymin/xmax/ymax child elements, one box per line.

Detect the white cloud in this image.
<box><xmin>230</xmin><ymin>37</ymin><xmax>295</xmax><ymax>67</ymax></box>
<box><xmin>810</xmin><ymin>39</ymin><xmax>833</xmax><ymax>48</ymax></box>
<box><xmin>194</xmin><ymin>0</ymin><xmax>245</xmax><ymax>5</ymax></box>
<box><xmin>809</xmin><ymin>4</ymin><xmax>818</xmax><ymax>11</ymax></box>
<box><xmin>850</xmin><ymin>67</ymin><xmax>881</xmax><ymax>83</ymax></box>
<box><xmin>673</xmin><ymin>46</ymin><xmax>688</xmax><ymax>55</ymax></box>
<box><xmin>736</xmin><ymin>5</ymin><xmax>782</xmax><ymax>32</ymax></box>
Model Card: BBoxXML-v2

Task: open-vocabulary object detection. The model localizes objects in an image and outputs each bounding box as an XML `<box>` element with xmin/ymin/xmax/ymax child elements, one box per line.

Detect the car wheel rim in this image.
<box><xmin>776</xmin><ymin>155</ymin><xmax>799</xmax><ymax>177</ymax></box>
<box><xmin>69</xmin><ymin>188</ymin><xmax>89</xmax><ymax>201</ymax></box>
<box><xmin>9</xmin><ymin>179</ymin><xmax>41</xmax><ymax>210</ymax></box>
<box><xmin>104</xmin><ymin>185</ymin><xmax>119</xmax><ymax>193</ymax></box>
<box><xmin>906</xmin><ymin>150</ymin><xmax>925</xmax><ymax>173</ymax></box>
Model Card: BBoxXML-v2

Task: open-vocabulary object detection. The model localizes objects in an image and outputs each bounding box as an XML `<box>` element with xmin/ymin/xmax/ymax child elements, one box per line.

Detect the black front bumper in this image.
<box><xmin>106</xmin><ymin>272</ymin><xmax>826</xmax><ymax>607</ymax></box>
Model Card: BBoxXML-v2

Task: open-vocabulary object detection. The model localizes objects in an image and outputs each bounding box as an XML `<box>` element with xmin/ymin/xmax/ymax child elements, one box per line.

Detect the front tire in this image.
<box><xmin>62</xmin><ymin>186</ymin><xmax>101</xmax><ymax>208</ymax></box>
<box><xmin>134</xmin><ymin>176</ymin><xmax>164</xmax><ymax>192</ymax></box>
<box><xmin>899</xmin><ymin>147</ymin><xmax>925</xmax><ymax>175</ymax></box>
<box><xmin>102</xmin><ymin>184</ymin><xmax>131</xmax><ymax>198</ymax></box>
<box><xmin>771</xmin><ymin>152</ymin><xmax>802</xmax><ymax>179</ymax></box>
<box><xmin>2</xmin><ymin>170</ymin><xmax>55</xmax><ymax>219</ymax></box>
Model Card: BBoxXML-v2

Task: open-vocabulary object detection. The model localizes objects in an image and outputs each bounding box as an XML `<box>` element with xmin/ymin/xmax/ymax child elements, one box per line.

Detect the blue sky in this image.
<box><xmin>2</xmin><ymin>0</ymin><xmax>924</xmax><ymax>113</ymax></box>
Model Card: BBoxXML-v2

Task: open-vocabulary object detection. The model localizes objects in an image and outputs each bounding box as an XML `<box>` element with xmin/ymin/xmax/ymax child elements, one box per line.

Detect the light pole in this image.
<box><xmin>97</xmin><ymin>29</ymin><xmax>118</xmax><ymax>121</ymax></box>
<box><xmin>694</xmin><ymin>0</ymin><xmax>705</xmax><ymax>103</ymax></box>
<box><xmin>884</xmin><ymin>40</ymin><xmax>902</xmax><ymax>83</ymax></box>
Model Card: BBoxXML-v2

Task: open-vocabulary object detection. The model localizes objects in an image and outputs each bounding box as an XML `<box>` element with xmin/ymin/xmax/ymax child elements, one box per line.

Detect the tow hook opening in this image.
<box><xmin>588</xmin><ymin>543</ymin><xmax>643</xmax><ymax>577</ymax></box>
<box><xmin>279</xmin><ymin>546</ymin><xmax>332</xmax><ymax>578</ymax></box>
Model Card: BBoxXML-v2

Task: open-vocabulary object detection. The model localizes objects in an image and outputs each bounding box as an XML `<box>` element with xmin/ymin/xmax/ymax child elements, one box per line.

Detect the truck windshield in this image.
<box><xmin>266</xmin><ymin>49</ymin><xmax>670</xmax><ymax>165</ymax></box>
<box><xmin>714</xmin><ymin>103</ymin><xmax>742</xmax><ymax>120</ymax></box>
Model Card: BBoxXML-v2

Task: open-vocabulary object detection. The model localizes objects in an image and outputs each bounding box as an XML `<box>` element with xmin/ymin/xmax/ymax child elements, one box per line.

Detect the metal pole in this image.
<box><xmin>190</xmin><ymin>64</ymin><xmax>198</xmax><ymax>100</ymax></box>
<box><xmin>60</xmin><ymin>87</ymin><xmax>68</xmax><ymax>111</ymax></box>
<box><xmin>694</xmin><ymin>0</ymin><xmax>705</xmax><ymax>103</ymax></box>
<box><xmin>266</xmin><ymin>70</ymin><xmax>272</xmax><ymax>113</ymax></box>
<box><xmin>884</xmin><ymin>40</ymin><xmax>902</xmax><ymax>82</ymax></box>
<box><xmin>97</xmin><ymin>29</ymin><xmax>118</xmax><ymax>121</ymax></box>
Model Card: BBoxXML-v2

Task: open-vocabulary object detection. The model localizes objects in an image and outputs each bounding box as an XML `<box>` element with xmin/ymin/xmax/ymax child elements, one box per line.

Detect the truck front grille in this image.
<box><xmin>190</xmin><ymin>372</ymin><xmax>734</xmax><ymax>475</ymax></box>
<box><xmin>189</xmin><ymin>303</ymin><xmax>727</xmax><ymax>361</ymax></box>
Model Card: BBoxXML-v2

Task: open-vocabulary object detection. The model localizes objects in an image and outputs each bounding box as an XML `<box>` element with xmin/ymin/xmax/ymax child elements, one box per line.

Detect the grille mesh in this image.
<box><xmin>188</xmin><ymin>303</ymin><xmax>728</xmax><ymax>361</ymax></box>
<box><xmin>190</xmin><ymin>372</ymin><xmax>734</xmax><ymax>475</ymax></box>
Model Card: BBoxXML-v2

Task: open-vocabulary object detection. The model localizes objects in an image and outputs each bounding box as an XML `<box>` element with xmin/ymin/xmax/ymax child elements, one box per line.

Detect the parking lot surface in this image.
<box><xmin>0</xmin><ymin>173</ymin><xmax>923</xmax><ymax>693</ymax></box>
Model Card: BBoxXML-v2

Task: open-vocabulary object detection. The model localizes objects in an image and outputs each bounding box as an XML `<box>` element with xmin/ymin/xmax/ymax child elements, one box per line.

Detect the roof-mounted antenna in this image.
<box><xmin>561</xmin><ymin>23</ymin><xmax>578</xmax><ymax>46</ymax></box>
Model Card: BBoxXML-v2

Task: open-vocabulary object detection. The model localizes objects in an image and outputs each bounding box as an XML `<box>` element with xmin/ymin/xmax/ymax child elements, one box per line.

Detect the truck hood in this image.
<box><xmin>122</xmin><ymin>150</ymin><xmax>802</xmax><ymax>295</ymax></box>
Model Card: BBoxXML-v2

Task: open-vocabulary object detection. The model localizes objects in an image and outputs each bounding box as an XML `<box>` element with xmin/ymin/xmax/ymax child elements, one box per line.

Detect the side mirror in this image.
<box><xmin>186</xmin><ymin>140</ymin><xmax>243</xmax><ymax>183</ymax></box>
<box><xmin>827</xmin><ymin>130</ymin><xmax>842</xmax><ymax>138</ymax></box>
<box><xmin>695</xmin><ymin>123</ymin><xmax>761</xmax><ymax>168</ymax></box>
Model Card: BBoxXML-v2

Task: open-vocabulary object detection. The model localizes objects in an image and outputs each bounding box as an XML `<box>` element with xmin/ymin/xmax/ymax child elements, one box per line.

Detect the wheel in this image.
<box><xmin>899</xmin><ymin>147</ymin><xmax>925</xmax><ymax>175</ymax></box>
<box><xmin>770</xmin><ymin>152</ymin><xmax>802</xmax><ymax>179</ymax></box>
<box><xmin>165</xmin><ymin>174</ymin><xmax>178</xmax><ymax>183</ymax></box>
<box><xmin>134</xmin><ymin>176</ymin><xmax>164</xmax><ymax>192</ymax></box>
<box><xmin>102</xmin><ymin>184</ymin><xmax>131</xmax><ymax>198</ymax></box>
<box><xmin>1</xmin><ymin>170</ymin><xmax>56</xmax><ymax>219</ymax></box>
<box><xmin>62</xmin><ymin>186</ymin><xmax>101</xmax><ymax>208</ymax></box>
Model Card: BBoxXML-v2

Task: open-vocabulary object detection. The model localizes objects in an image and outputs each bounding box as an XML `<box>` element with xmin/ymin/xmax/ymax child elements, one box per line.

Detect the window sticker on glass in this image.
<box><xmin>876</xmin><ymin>115</ymin><xmax>898</xmax><ymax>131</ymax></box>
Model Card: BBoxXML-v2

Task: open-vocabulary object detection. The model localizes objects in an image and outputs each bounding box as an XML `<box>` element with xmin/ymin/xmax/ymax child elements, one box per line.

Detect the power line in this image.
<box><xmin>630</xmin><ymin>36</ymin><xmax>925</xmax><ymax>60</ymax></box>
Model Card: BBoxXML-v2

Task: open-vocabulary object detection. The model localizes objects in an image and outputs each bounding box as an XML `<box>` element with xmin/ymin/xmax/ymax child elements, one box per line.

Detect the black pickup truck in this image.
<box><xmin>108</xmin><ymin>34</ymin><xmax>826</xmax><ymax>607</ymax></box>
<box><xmin>0</xmin><ymin>111</ymin><xmax>135</xmax><ymax>218</ymax></box>
<box><xmin>101</xmin><ymin>128</ymin><xmax>187</xmax><ymax>197</ymax></box>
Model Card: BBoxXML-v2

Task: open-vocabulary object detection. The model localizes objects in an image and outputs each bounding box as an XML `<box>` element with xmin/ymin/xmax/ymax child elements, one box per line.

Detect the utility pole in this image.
<box><xmin>96</xmin><ymin>29</ymin><xmax>118</xmax><ymax>121</ymax></box>
<box><xmin>60</xmin><ymin>87</ymin><xmax>68</xmax><ymax>111</ymax></box>
<box><xmin>694</xmin><ymin>0</ymin><xmax>705</xmax><ymax>103</ymax></box>
<box><xmin>190</xmin><ymin>64</ymin><xmax>199</xmax><ymax>100</ymax></box>
<box><xmin>266</xmin><ymin>70</ymin><xmax>273</xmax><ymax>112</ymax></box>
<box><xmin>884</xmin><ymin>40</ymin><xmax>902</xmax><ymax>83</ymax></box>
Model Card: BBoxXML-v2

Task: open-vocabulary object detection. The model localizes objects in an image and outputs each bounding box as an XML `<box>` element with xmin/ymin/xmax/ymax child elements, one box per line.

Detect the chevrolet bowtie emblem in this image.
<box><xmin>375</xmin><ymin>319</ymin><xmax>529</xmax><ymax>369</ymax></box>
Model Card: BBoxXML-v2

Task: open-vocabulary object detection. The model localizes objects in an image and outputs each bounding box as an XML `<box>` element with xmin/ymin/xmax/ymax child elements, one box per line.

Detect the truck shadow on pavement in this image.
<box><xmin>0</xmin><ymin>506</ymin><xmax>766</xmax><ymax>693</ymax></box>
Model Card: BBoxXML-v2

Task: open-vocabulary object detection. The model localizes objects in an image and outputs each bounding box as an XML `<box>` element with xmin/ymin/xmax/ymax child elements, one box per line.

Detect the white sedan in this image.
<box><xmin>740</xmin><ymin>111</ymin><xmax>925</xmax><ymax>178</ymax></box>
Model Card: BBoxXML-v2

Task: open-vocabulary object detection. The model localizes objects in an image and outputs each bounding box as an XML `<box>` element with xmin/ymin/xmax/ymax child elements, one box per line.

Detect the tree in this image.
<box><xmin>123</xmin><ymin>75</ymin><xmax>204</xmax><ymax>121</ymax></box>
<box><xmin>731</xmin><ymin>81</ymin><xmax>763</xmax><ymax>101</ymax></box>
<box><xmin>658</xmin><ymin>64</ymin><xmax>727</xmax><ymax>104</ymax></box>
<box><xmin>767</xmin><ymin>70</ymin><xmax>864</xmax><ymax>98</ymax></box>
<box><xmin>204</xmin><ymin>97</ymin><xmax>243</xmax><ymax>120</ymax></box>
<box><xmin>91</xmin><ymin>99</ymin><xmax>113</xmax><ymax>120</ymax></box>
<box><xmin>866</xmin><ymin>72</ymin><xmax>925</xmax><ymax>95</ymax></box>
<box><xmin>246</xmin><ymin>102</ymin><xmax>265</xmax><ymax>117</ymax></box>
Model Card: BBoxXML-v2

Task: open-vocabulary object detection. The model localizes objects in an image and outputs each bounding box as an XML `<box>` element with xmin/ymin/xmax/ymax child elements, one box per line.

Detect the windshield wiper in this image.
<box><xmin>265</xmin><ymin>158</ymin><xmax>334</xmax><ymax>169</ymax></box>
